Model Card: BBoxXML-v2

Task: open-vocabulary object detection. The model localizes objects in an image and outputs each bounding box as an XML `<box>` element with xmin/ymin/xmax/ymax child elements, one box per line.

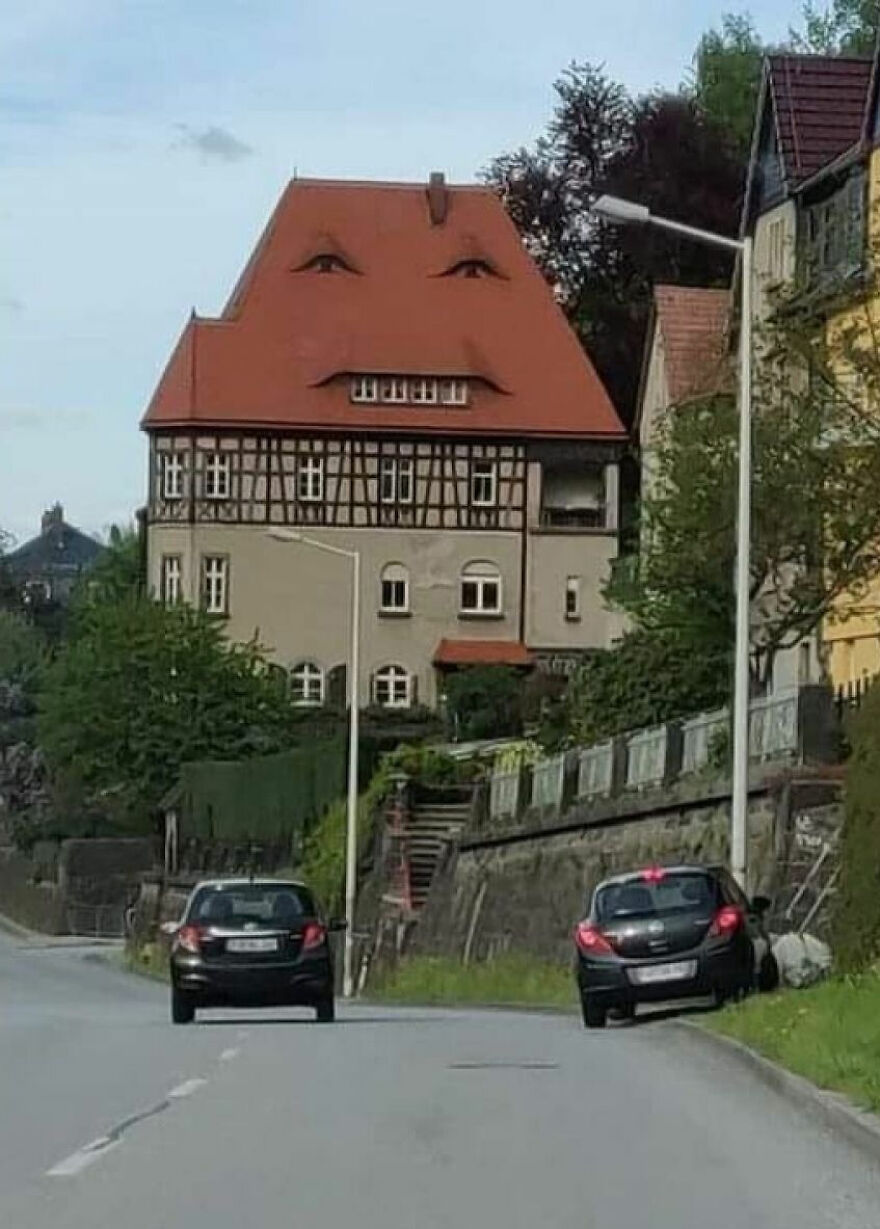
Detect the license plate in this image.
<box><xmin>628</xmin><ymin>960</ymin><xmax>697</xmax><ymax>985</ymax></box>
<box><xmin>226</xmin><ymin>937</ymin><xmax>278</xmax><ymax>954</ymax></box>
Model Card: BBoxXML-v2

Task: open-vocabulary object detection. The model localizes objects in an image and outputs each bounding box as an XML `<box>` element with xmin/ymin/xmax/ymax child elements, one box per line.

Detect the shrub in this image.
<box><xmin>832</xmin><ymin>686</ymin><xmax>880</xmax><ymax>971</ymax></box>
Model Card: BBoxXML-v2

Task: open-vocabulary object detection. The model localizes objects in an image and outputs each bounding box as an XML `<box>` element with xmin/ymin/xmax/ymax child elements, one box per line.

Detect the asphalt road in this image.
<box><xmin>2</xmin><ymin>929</ymin><xmax>879</xmax><ymax>1229</ymax></box>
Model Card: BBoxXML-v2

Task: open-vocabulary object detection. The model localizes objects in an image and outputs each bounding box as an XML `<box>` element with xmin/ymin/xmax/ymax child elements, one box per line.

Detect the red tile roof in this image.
<box><xmin>142</xmin><ymin>178</ymin><xmax>624</xmax><ymax>440</ymax></box>
<box><xmin>652</xmin><ymin>286</ymin><xmax>731</xmax><ymax>404</ymax></box>
<box><xmin>433</xmin><ymin>639</ymin><xmax>533</xmax><ymax>668</ymax></box>
<box><xmin>767</xmin><ymin>54</ymin><xmax>873</xmax><ymax>188</ymax></box>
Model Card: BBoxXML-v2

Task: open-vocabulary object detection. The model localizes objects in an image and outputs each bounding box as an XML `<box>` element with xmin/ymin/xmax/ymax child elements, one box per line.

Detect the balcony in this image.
<box><xmin>539</xmin><ymin>505</ymin><xmax>606</xmax><ymax>531</ymax></box>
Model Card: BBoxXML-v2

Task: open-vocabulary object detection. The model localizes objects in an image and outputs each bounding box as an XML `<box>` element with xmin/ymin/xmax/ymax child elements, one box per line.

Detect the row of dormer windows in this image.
<box><xmin>350</xmin><ymin>375</ymin><xmax>468</xmax><ymax>405</ymax></box>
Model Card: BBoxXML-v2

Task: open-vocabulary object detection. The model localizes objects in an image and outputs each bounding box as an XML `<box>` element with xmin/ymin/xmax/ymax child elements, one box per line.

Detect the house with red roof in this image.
<box><xmin>142</xmin><ymin>174</ymin><xmax>627</xmax><ymax>707</ymax></box>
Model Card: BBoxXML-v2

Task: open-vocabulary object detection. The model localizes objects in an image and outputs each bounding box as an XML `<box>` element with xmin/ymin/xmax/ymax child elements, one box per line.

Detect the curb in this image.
<box><xmin>0</xmin><ymin>910</ymin><xmax>40</xmax><ymax>941</ymax></box>
<box><xmin>365</xmin><ymin>997</ymin><xmax>578</xmax><ymax>1017</ymax></box>
<box><xmin>679</xmin><ymin>1020</ymin><xmax>880</xmax><ymax>1166</ymax></box>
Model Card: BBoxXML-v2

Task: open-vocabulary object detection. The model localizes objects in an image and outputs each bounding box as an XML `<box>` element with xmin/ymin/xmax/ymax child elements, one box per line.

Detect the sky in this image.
<box><xmin>0</xmin><ymin>0</ymin><xmax>801</xmax><ymax>544</ymax></box>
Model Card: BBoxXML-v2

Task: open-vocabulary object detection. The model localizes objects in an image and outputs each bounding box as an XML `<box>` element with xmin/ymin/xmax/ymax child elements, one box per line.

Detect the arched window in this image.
<box><xmin>459</xmin><ymin>561</ymin><xmax>502</xmax><ymax>615</ymax></box>
<box><xmin>291</xmin><ymin>661</ymin><xmax>324</xmax><ymax>706</ymax></box>
<box><xmin>372</xmin><ymin>665</ymin><xmax>411</xmax><ymax>709</ymax></box>
<box><xmin>380</xmin><ymin>562</ymin><xmax>410</xmax><ymax>613</ymax></box>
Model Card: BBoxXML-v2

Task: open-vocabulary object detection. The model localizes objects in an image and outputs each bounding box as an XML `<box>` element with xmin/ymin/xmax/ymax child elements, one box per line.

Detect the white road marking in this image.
<box><xmin>219</xmin><ymin>1047</ymin><xmax>239</xmax><ymax>1062</ymax></box>
<box><xmin>46</xmin><ymin>1137</ymin><xmax>119</xmax><ymax>1178</ymax></box>
<box><xmin>167</xmin><ymin>1077</ymin><xmax>207</xmax><ymax>1099</ymax></box>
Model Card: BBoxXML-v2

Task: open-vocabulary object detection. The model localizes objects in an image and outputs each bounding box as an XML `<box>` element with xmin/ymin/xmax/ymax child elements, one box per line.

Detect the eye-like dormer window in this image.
<box><xmin>296</xmin><ymin>252</ymin><xmax>357</xmax><ymax>274</ymax></box>
<box><xmin>443</xmin><ymin>258</ymin><xmax>499</xmax><ymax>279</ymax></box>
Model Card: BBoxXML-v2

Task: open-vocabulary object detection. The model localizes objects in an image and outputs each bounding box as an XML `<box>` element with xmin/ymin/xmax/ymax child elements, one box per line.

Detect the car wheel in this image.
<box><xmin>315</xmin><ymin>996</ymin><xmax>335</xmax><ymax>1024</ymax></box>
<box><xmin>757</xmin><ymin>951</ymin><xmax>780</xmax><ymax>993</ymax></box>
<box><xmin>581</xmin><ymin>997</ymin><xmax>607</xmax><ymax>1029</ymax></box>
<box><xmin>171</xmin><ymin>987</ymin><xmax>196</xmax><ymax>1025</ymax></box>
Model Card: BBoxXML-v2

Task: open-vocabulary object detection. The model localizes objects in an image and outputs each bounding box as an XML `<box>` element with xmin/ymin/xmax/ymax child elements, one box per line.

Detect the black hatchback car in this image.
<box><xmin>573</xmin><ymin>865</ymin><xmax>778</xmax><ymax>1028</ymax></box>
<box><xmin>168</xmin><ymin>879</ymin><xmax>342</xmax><ymax>1024</ymax></box>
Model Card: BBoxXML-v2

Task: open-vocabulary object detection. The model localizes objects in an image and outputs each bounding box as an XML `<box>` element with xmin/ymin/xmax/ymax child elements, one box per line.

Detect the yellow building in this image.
<box><xmin>743</xmin><ymin>50</ymin><xmax>880</xmax><ymax>694</ymax></box>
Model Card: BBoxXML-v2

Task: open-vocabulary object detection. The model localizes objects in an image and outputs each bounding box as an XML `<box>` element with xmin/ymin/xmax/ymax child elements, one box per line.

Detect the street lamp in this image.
<box><xmin>267</xmin><ymin>526</ymin><xmax>361</xmax><ymax>995</ymax></box>
<box><xmin>592</xmin><ymin>194</ymin><xmax>753</xmax><ymax>890</ymax></box>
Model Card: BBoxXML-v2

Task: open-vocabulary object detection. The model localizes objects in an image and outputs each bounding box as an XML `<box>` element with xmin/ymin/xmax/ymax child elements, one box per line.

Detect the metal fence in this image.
<box><xmin>489</xmin><ymin>769</ymin><xmax>520</xmax><ymax>821</ymax></box>
<box><xmin>749</xmin><ymin>691</ymin><xmax>798</xmax><ymax>761</ymax></box>
<box><xmin>577</xmin><ymin>741</ymin><xmax>614</xmax><ymax>800</ymax></box>
<box><xmin>531</xmin><ymin>754</ymin><xmax>566</xmax><ymax>809</ymax></box>
<box><xmin>681</xmin><ymin>708</ymin><xmax>729</xmax><ymax>775</ymax></box>
<box><xmin>625</xmin><ymin>726</ymin><xmax>667</xmax><ymax>790</ymax></box>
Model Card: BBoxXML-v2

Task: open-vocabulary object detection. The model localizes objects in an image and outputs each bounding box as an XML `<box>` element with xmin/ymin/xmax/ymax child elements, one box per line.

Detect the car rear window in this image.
<box><xmin>189</xmin><ymin>884</ymin><xmax>316</xmax><ymax>929</ymax></box>
<box><xmin>594</xmin><ymin>872</ymin><xmax>718</xmax><ymax>922</ymax></box>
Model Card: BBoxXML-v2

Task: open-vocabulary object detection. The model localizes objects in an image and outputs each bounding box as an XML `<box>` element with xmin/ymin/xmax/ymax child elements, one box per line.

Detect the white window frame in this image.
<box><xmin>380</xmin><ymin>564</ymin><xmax>410</xmax><ymax>614</ymax></box>
<box><xmin>291</xmin><ymin>661</ymin><xmax>325</xmax><ymax>706</ymax></box>
<box><xmin>160</xmin><ymin>452</ymin><xmax>184</xmax><ymax>500</ymax></box>
<box><xmin>351</xmin><ymin>375</ymin><xmax>379</xmax><ymax>403</ymax></box>
<box><xmin>161</xmin><ymin>555</ymin><xmax>182</xmax><ymax>604</ymax></box>
<box><xmin>460</xmin><ymin>563</ymin><xmax>502</xmax><ymax>616</ymax></box>
<box><xmin>410</xmin><ymin>377</ymin><xmax>438</xmax><ymax>404</ymax></box>
<box><xmin>565</xmin><ymin>575</ymin><xmax>581</xmax><ymax>621</ymax></box>
<box><xmin>380</xmin><ymin>376</ymin><xmax>408</xmax><ymax>403</ymax></box>
<box><xmin>439</xmin><ymin>378</ymin><xmax>468</xmax><ymax>406</ymax></box>
<box><xmin>471</xmin><ymin>461</ymin><xmax>497</xmax><ymax>507</ymax></box>
<box><xmin>204</xmin><ymin>452</ymin><xmax>231</xmax><ymax>500</ymax></box>
<box><xmin>373</xmin><ymin>664</ymin><xmax>411</xmax><ymax>708</ymax></box>
<box><xmin>298</xmin><ymin>456</ymin><xmax>324</xmax><ymax>502</ymax></box>
<box><xmin>202</xmin><ymin>556</ymin><xmax>229</xmax><ymax>615</ymax></box>
<box><xmin>379</xmin><ymin>457</ymin><xmax>415</xmax><ymax>505</ymax></box>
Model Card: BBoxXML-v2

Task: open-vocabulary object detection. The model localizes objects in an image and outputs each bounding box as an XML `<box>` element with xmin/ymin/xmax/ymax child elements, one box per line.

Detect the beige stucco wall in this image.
<box><xmin>147</xmin><ymin>523</ymin><xmax>524</xmax><ymax>707</ymax></box>
<box><xmin>638</xmin><ymin>325</ymin><xmax>668</xmax><ymax>518</ymax></box>
<box><xmin>524</xmin><ymin>531</ymin><xmax>621</xmax><ymax>650</ymax></box>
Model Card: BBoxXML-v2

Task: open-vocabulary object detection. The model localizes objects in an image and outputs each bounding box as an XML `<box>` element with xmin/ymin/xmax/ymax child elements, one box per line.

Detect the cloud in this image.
<box><xmin>174</xmin><ymin>124</ymin><xmax>254</xmax><ymax>163</ymax></box>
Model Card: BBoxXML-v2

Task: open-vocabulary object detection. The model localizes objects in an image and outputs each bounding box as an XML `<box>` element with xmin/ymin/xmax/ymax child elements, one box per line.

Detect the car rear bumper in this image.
<box><xmin>576</xmin><ymin>943</ymin><xmax>750</xmax><ymax>1007</ymax></box>
<box><xmin>171</xmin><ymin>954</ymin><xmax>333</xmax><ymax>1006</ymax></box>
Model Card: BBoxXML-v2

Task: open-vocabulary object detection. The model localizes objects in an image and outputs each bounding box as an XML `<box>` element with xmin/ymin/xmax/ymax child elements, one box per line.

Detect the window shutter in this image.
<box><xmin>327</xmin><ymin>663</ymin><xmax>347</xmax><ymax>708</ymax></box>
<box><xmin>410</xmin><ymin>674</ymin><xmax>419</xmax><ymax>707</ymax></box>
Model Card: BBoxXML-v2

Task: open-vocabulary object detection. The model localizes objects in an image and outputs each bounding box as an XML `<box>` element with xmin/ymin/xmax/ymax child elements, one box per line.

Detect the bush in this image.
<box><xmin>832</xmin><ymin>687</ymin><xmax>880</xmax><ymax>971</ymax></box>
<box><xmin>443</xmin><ymin>666</ymin><xmax>524</xmax><ymax>741</ymax></box>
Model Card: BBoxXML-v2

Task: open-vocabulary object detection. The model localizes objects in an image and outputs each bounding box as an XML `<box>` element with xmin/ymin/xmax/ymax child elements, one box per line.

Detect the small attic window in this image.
<box><xmin>296</xmin><ymin>252</ymin><xmax>355</xmax><ymax>274</ymax></box>
<box><xmin>443</xmin><ymin>258</ymin><xmax>499</xmax><ymax>279</ymax></box>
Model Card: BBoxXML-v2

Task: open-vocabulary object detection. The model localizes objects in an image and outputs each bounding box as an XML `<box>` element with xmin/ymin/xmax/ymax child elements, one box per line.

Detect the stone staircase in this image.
<box><xmin>406</xmin><ymin>800</ymin><xmax>471</xmax><ymax>911</ymax></box>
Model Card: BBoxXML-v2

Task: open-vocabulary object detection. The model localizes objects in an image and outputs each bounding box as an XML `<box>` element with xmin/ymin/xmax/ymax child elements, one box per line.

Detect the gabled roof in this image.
<box><xmin>767</xmin><ymin>54</ymin><xmax>872</xmax><ymax>188</ymax></box>
<box><xmin>6</xmin><ymin>508</ymin><xmax>104</xmax><ymax>575</ymax></box>
<box><xmin>651</xmin><ymin>285</ymin><xmax>731</xmax><ymax>405</ymax></box>
<box><xmin>743</xmin><ymin>52</ymin><xmax>874</xmax><ymax>227</ymax></box>
<box><xmin>142</xmin><ymin>177</ymin><xmax>624</xmax><ymax>441</ymax></box>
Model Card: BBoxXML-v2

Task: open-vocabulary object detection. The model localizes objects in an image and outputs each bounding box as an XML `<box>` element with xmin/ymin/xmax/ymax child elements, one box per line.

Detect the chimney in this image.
<box><xmin>41</xmin><ymin>503</ymin><xmax>63</xmax><ymax>535</ymax></box>
<box><xmin>427</xmin><ymin>171</ymin><xmax>448</xmax><ymax>225</ymax></box>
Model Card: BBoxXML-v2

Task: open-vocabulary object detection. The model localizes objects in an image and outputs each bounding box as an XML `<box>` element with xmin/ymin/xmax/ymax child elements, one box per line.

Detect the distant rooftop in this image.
<box><xmin>6</xmin><ymin>504</ymin><xmax>105</xmax><ymax>575</ymax></box>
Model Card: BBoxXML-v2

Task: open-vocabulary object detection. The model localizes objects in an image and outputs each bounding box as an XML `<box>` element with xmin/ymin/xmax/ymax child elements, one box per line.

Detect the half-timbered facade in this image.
<box><xmin>142</xmin><ymin>174</ymin><xmax>626</xmax><ymax>707</ymax></box>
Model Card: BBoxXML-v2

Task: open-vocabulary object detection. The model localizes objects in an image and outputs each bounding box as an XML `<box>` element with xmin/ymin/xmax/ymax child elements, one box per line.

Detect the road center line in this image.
<box><xmin>167</xmin><ymin>1077</ymin><xmax>208</xmax><ymax>1099</ymax></box>
<box><xmin>46</xmin><ymin>1138</ymin><xmax>119</xmax><ymax>1178</ymax></box>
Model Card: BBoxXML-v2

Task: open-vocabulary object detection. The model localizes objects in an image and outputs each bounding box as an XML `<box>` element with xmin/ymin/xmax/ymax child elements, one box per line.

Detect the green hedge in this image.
<box><xmin>832</xmin><ymin>688</ymin><xmax>880</xmax><ymax>971</ymax></box>
<box><xmin>178</xmin><ymin>737</ymin><xmax>346</xmax><ymax>843</ymax></box>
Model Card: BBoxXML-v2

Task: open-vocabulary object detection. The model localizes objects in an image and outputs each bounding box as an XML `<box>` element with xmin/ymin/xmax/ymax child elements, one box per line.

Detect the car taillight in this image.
<box><xmin>573</xmin><ymin>921</ymin><xmax>615</xmax><ymax>956</ymax></box>
<box><xmin>641</xmin><ymin>866</ymin><xmax>667</xmax><ymax>884</ymax></box>
<box><xmin>176</xmin><ymin>924</ymin><xmax>204</xmax><ymax>953</ymax></box>
<box><xmin>302</xmin><ymin>922</ymin><xmax>327</xmax><ymax>951</ymax></box>
<box><xmin>709</xmin><ymin>905</ymin><xmax>744</xmax><ymax>938</ymax></box>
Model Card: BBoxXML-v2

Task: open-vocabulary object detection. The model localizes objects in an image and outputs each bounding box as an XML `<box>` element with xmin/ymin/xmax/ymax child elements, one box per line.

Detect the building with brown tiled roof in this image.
<box><xmin>142</xmin><ymin>174</ymin><xmax>628</xmax><ymax>707</ymax></box>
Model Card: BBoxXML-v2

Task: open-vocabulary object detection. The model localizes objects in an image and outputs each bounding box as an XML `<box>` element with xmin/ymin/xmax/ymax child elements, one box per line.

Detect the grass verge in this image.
<box><xmin>123</xmin><ymin>940</ymin><xmax>170</xmax><ymax>983</ymax></box>
<box><xmin>370</xmin><ymin>954</ymin><xmax>576</xmax><ymax>1011</ymax></box>
<box><xmin>707</xmin><ymin>974</ymin><xmax>880</xmax><ymax>1112</ymax></box>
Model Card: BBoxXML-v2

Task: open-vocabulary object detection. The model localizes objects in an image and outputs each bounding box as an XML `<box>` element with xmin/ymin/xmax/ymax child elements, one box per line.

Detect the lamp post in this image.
<box><xmin>267</xmin><ymin>527</ymin><xmax>361</xmax><ymax>994</ymax></box>
<box><xmin>591</xmin><ymin>195</ymin><xmax>753</xmax><ymax>890</ymax></box>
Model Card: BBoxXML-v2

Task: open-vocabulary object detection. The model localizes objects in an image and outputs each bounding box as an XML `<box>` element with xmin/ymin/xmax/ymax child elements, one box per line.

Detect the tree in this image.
<box><xmin>84</xmin><ymin>523</ymin><xmax>144</xmax><ymax>604</ymax></box>
<box><xmin>794</xmin><ymin>0</ymin><xmax>879</xmax><ymax>54</ymax></box>
<box><xmin>0</xmin><ymin>526</ymin><xmax>19</xmax><ymax>613</ymax></box>
<box><xmin>691</xmin><ymin>14</ymin><xmax>767</xmax><ymax>160</ymax></box>
<box><xmin>38</xmin><ymin>597</ymin><xmax>304</xmax><ymax>830</ymax></box>
<box><xmin>833</xmin><ymin>683</ymin><xmax>880</xmax><ymax>970</ymax></box>
<box><xmin>617</xmin><ymin>282</ymin><xmax>880</xmax><ymax>689</ymax></box>
<box><xmin>484</xmin><ymin>65</ymin><xmax>741</xmax><ymax>425</ymax></box>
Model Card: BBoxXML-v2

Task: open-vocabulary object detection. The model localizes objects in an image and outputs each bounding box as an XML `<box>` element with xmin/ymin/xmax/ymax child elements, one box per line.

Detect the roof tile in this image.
<box><xmin>653</xmin><ymin>286</ymin><xmax>731</xmax><ymax>404</ymax></box>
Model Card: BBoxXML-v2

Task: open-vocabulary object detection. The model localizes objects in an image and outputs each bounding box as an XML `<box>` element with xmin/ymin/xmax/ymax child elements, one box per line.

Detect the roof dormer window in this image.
<box><xmin>351</xmin><ymin>375</ymin><xmax>378</xmax><ymax>402</ymax></box>
<box><xmin>443</xmin><ymin>258</ymin><xmax>499</xmax><ymax>279</ymax></box>
<box><xmin>297</xmin><ymin>252</ymin><xmax>356</xmax><ymax>274</ymax></box>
